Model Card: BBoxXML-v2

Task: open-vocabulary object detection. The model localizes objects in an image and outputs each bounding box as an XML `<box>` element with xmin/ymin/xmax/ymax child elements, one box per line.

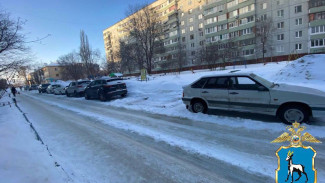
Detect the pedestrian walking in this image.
<box><xmin>11</xmin><ymin>86</ymin><xmax>17</xmax><ymax>97</ymax></box>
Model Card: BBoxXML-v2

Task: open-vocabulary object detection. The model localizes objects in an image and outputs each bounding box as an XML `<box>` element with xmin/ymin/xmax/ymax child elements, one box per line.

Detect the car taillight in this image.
<box><xmin>77</xmin><ymin>85</ymin><xmax>83</xmax><ymax>88</ymax></box>
<box><xmin>103</xmin><ymin>85</ymin><xmax>112</xmax><ymax>88</ymax></box>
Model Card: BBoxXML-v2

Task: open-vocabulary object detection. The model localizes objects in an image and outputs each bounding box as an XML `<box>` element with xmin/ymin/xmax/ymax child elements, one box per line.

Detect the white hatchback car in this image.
<box><xmin>182</xmin><ymin>73</ymin><xmax>325</xmax><ymax>124</ymax></box>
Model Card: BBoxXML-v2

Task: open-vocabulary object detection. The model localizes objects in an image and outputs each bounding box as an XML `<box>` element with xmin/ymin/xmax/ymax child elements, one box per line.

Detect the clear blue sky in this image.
<box><xmin>1</xmin><ymin>0</ymin><xmax>154</xmax><ymax>64</ymax></box>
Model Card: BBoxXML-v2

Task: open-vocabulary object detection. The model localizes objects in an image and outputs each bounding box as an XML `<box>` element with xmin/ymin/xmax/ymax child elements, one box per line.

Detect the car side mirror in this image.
<box><xmin>258</xmin><ymin>86</ymin><xmax>268</xmax><ymax>91</ymax></box>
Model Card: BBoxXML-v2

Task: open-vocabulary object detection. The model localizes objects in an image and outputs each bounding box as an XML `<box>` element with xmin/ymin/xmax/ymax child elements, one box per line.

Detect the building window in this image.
<box><xmin>55</xmin><ymin>68</ymin><xmax>57</xmax><ymax>71</ymax></box>
<box><xmin>295</xmin><ymin>31</ymin><xmax>302</xmax><ymax>38</ymax></box>
<box><xmin>181</xmin><ymin>12</ymin><xmax>184</xmax><ymax>17</ymax></box>
<box><xmin>56</xmin><ymin>74</ymin><xmax>59</xmax><ymax>77</ymax></box>
<box><xmin>198</xmin><ymin>14</ymin><xmax>203</xmax><ymax>19</ymax></box>
<box><xmin>190</xmin><ymin>34</ymin><xmax>194</xmax><ymax>40</ymax></box>
<box><xmin>199</xmin><ymin>23</ymin><xmax>203</xmax><ymax>28</ymax></box>
<box><xmin>277</xmin><ymin>22</ymin><xmax>284</xmax><ymax>29</ymax></box>
<box><xmin>295</xmin><ymin>43</ymin><xmax>302</xmax><ymax>50</ymax></box>
<box><xmin>242</xmin><ymin>49</ymin><xmax>255</xmax><ymax>56</ymax></box>
<box><xmin>295</xmin><ymin>18</ymin><xmax>302</xmax><ymax>25</ymax></box>
<box><xmin>260</xmin><ymin>14</ymin><xmax>267</xmax><ymax>21</ymax></box>
<box><xmin>199</xmin><ymin>32</ymin><xmax>204</xmax><ymax>36</ymax></box>
<box><xmin>191</xmin><ymin>51</ymin><xmax>196</xmax><ymax>56</ymax></box>
<box><xmin>182</xmin><ymin>37</ymin><xmax>186</xmax><ymax>42</ymax></box>
<box><xmin>189</xmin><ymin>18</ymin><xmax>193</xmax><ymax>22</ymax></box>
<box><xmin>295</xmin><ymin>5</ymin><xmax>302</xmax><ymax>13</ymax></box>
<box><xmin>190</xmin><ymin>26</ymin><xmax>194</xmax><ymax>31</ymax></box>
<box><xmin>311</xmin><ymin>25</ymin><xmax>325</xmax><ymax>34</ymax></box>
<box><xmin>191</xmin><ymin>43</ymin><xmax>195</xmax><ymax>47</ymax></box>
<box><xmin>182</xmin><ymin>29</ymin><xmax>186</xmax><ymax>34</ymax></box>
<box><xmin>199</xmin><ymin>40</ymin><xmax>204</xmax><ymax>45</ymax></box>
<box><xmin>311</xmin><ymin>39</ymin><xmax>325</xmax><ymax>47</ymax></box>
<box><xmin>239</xmin><ymin>4</ymin><xmax>255</xmax><ymax>15</ymax></box>
<box><xmin>277</xmin><ymin>34</ymin><xmax>284</xmax><ymax>40</ymax></box>
<box><xmin>189</xmin><ymin>9</ymin><xmax>192</xmax><ymax>14</ymax></box>
<box><xmin>218</xmin><ymin>14</ymin><xmax>227</xmax><ymax>22</ymax></box>
<box><xmin>277</xmin><ymin>10</ymin><xmax>284</xmax><ymax>17</ymax></box>
<box><xmin>315</xmin><ymin>12</ymin><xmax>325</xmax><ymax>20</ymax></box>
<box><xmin>276</xmin><ymin>45</ymin><xmax>284</xmax><ymax>52</ymax></box>
<box><xmin>261</xmin><ymin>3</ymin><xmax>267</xmax><ymax>9</ymax></box>
<box><xmin>241</xmin><ymin>28</ymin><xmax>252</xmax><ymax>35</ymax></box>
<box><xmin>277</xmin><ymin>0</ymin><xmax>283</xmax><ymax>5</ymax></box>
<box><xmin>181</xmin><ymin>21</ymin><xmax>185</xmax><ymax>25</ymax></box>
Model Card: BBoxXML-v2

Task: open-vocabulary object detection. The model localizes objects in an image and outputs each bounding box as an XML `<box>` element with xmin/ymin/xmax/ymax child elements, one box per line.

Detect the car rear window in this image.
<box><xmin>106</xmin><ymin>78</ymin><xmax>122</xmax><ymax>83</ymax></box>
<box><xmin>191</xmin><ymin>78</ymin><xmax>208</xmax><ymax>88</ymax></box>
<box><xmin>78</xmin><ymin>81</ymin><xmax>90</xmax><ymax>85</ymax></box>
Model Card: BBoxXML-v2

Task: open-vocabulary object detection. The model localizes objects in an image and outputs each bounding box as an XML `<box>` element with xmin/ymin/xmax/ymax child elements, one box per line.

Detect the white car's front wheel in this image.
<box><xmin>279</xmin><ymin>105</ymin><xmax>309</xmax><ymax>124</ymax></box>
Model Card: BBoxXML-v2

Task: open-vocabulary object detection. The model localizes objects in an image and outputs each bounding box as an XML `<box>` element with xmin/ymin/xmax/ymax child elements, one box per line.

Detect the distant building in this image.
<box><xmin>27</xmin><ymin>63</ymin><xmax>64</xmax><ymax>84</ymax></box>
<box><xmin>103</xmin><ymin>0</ymin><xmax>325</xmax><ymax>72</ymax></box>
<box><xmin>42</xmin><ymin>63</ymin><xmax>64</xmax><ymax>82</ymax></box>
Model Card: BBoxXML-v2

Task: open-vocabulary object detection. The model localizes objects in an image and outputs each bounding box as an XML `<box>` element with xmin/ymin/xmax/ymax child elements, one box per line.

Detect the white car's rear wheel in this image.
<box><xmin>191</xmin><ymin>100</ymin><xmax>207</xmax><ymax>113</ymax></box>
<box><xmin>279</xmin><ymin>105</ymin><xmax>309</xmax><ymax>124</ymax></box>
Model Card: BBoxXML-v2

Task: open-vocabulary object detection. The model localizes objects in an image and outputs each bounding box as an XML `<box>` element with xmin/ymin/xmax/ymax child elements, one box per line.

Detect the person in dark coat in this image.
<box><xmin>11</xmin><ymin>86</ymin><xmax>17</xmax><ymax>97</ymax></box>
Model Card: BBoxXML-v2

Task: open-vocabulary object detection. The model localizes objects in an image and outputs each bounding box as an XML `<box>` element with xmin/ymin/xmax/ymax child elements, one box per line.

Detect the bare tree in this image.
<box><xmin>255</xmin><ymin>18</ymin><xmax>274</xmax><ymax>63</ymax></box>
<box><xmin>197</xmin><ymin>43</ymin><xmax>219</xmax><ymax>70</ymax></box>
<box><xmin>18</xmin><ymin>66</ymin><xmax>30</xmax><ymax>85</ymax></box>
<box><xmin>125</xmin><ymin>4</ymin><xmax>164</xmax><ymax>74</ymax></box>
<box><xmin>0</xmin><ymin>10</ymin><xmax>30</xmax><ymax>81</ymax></box>
<box><xmin>32</xmin><ymin>68</ymin><xmax>44</xmax><ymax>85</ymax></box>
<box><xmin>58</xmin><ymin>51</ymin><xmax>85</xmax><ymax>80</ymax></box>
<box><xmin>119</xmin><ymin>40</ymin><xmax>136</xmax><ymax>74</ymax></box>
<box><xmin>79</xmin><ymin>30</ymin><xmax>100</xmax><ymax>78</ymax></box>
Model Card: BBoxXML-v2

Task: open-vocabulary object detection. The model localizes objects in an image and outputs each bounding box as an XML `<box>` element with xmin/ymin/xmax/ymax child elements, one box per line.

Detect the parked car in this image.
<box><xmin>65</xmin><ymin>80</ymin><xmax>91</xmax><ymax>97</ymax></box>
<box><xmin>54</xmin><ymin>84</ymin><xmax>67</xmax><ymax>95</ymax></box>
<box><xmin>182</xmin><ymin>73</ymin><xmax>325</xmax><ymax>124</ymax></box>
<box><xmin>29</xmin><ymin>85</ymin><xmax>38</xmax><ymax>91</ymax></box>
<box><xmin>84</xmin><ymin>78</ymin><xmax>127</xmax><ymax>101</ymax></box>
<box><xmin>46</xmin><ymin>84</ymin><xmax>61</xmax><ymax>94</ymax></box>
<box><xmin>38</xmin><ymin>84</ymin><xmax>51</xmax><ymax>93</ymax></box>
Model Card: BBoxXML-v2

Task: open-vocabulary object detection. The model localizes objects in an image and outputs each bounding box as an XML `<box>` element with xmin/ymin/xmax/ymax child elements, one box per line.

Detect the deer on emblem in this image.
<box><xmin>285</xmin><ymin>150</ymin><xmax>308</xmax><ymax>183</ymax></box>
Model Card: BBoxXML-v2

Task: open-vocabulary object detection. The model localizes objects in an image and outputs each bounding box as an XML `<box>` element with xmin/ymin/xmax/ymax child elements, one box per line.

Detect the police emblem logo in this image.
<box><xmin>272</xmin><ymin>122</ymin><xmax>321</xmax><ymax>183</ymax></box>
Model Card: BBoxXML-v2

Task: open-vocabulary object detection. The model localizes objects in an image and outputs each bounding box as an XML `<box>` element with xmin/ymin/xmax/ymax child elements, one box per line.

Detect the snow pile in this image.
<box><xmin>0</xmin><ymin>94</ymin><xmax>68</xmax><ymax>183</ymax></box>
<box><xmin>50</xmin><ymin>80</ymin><xmax>70</xmax><ymax>87</ymax></box>
<box><xmin>274</xmin><ymin>54</ymin><xmax>325</xmax><ymax>91</ymax></box>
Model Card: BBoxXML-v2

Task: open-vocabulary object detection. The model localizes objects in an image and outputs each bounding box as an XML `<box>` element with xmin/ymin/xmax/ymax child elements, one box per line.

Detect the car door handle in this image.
<box><xmin>202</xmin><ymin>91</ymin><xmax>209</xmax><ymax>93</ymax></box>
<box><xmin>229</xmin><ymin>92</ymin><xmax>239</xmax><ymax>95</ymax></box>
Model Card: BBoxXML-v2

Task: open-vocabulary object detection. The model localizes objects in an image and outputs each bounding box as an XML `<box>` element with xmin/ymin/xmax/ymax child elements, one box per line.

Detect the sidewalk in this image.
<box><xmin>0</xmin><ymin>93</ymin><xmax>68</xmax><ymax>183</ymax></box>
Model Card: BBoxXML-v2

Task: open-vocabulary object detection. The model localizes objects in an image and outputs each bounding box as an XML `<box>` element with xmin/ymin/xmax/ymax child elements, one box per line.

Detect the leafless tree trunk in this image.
<box><xmin>255</xmin><ymin>18</ymin><xmax>274</xmax><ymax>63</ymax></box>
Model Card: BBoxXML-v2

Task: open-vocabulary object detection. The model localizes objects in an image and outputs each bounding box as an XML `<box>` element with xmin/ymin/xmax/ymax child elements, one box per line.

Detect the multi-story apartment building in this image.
<box><xmin>103</xmin><ymin>0</ymin><xmax>325</xmax><ymax>72</ymax></box>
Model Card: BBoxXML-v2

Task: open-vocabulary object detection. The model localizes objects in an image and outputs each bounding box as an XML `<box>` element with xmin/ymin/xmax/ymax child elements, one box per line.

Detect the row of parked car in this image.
<box><xmin>37</xmin><ymin>78</ymin><xmax>128</xmax><ymax>101</ymax></box>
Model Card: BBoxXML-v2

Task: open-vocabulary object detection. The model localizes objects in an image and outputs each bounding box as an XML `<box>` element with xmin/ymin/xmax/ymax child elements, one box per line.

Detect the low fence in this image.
<box><xmin>124</xmin><ymin>53</ymin><xmax>308</xmax><ymax>77</ymax></box>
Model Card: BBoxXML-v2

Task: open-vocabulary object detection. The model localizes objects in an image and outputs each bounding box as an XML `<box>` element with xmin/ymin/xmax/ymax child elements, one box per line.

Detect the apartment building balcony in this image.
<box><xmin>309</xmin><ymin>0</ymin><xmax>325</xmax><ymax>13</ymax></box>
<box><xmin>227</xmin><ymin>0</ymin><xmax>255</xmax><ymax>12</ymax></box>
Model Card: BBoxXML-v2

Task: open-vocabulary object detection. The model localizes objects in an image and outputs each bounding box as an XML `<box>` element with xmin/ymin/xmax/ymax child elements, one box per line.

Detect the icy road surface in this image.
<box><xmin>18</xmin><ymin>92</ymin><xmax>325</xmax><ymax>183</ymax></box>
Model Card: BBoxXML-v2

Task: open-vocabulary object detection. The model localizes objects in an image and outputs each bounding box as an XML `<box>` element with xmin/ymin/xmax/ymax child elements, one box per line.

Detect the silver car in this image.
<box><xmin>65</xmin><ymin>80</ymin><xmax>91</xmax><ymax>97</ymax></box>
<box><xmin>46</xmin><ymin>84</ymin><xmax>61</xmax><ymax>94</ymax></box>
<box><xmin>182</xmin><ymin>73</ymin><xmax>325</xmax><ymax>124</ymax></box>
<box><xmin>53</xmin><ymin>85</ymin><xmax>67</xmax><ymax>95</ymax></box>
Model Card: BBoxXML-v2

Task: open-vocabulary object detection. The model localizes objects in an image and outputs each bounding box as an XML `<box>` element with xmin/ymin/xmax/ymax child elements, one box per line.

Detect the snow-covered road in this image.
<box><xmin>17</xmin><ymin>92</ymin><xmax>325</xmax><ymax>183</ymax></box>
